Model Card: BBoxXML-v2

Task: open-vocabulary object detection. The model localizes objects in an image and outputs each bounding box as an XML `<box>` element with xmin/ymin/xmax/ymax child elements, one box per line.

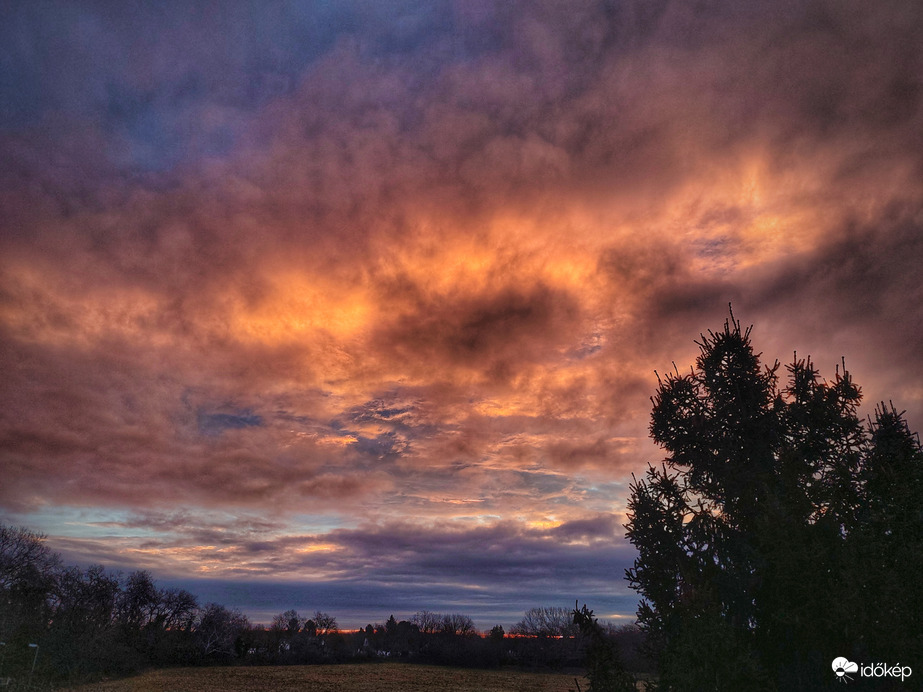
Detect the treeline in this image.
<box><xmin>0</xmin><ymin>526</ymin><xmax>647</xmax><ymax>687</ymax></box>
<box><xmin>0</xmin><ymin>525</ymin><xmax>254</xmax><ymax>684</ymax></box>
<box><xmin>347</xmin><ymin>608</ymin><xmax>645</xmax><ymax>674</ymax></box>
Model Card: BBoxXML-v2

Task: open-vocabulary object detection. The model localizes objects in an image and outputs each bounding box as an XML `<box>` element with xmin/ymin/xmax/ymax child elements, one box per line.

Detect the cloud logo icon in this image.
<box><xmin>832</xmin><ymin>657</ymin><xmax>859</xmax><ymax>682</ymax></box>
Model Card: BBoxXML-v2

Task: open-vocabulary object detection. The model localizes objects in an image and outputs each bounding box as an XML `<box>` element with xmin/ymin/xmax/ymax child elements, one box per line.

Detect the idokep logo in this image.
<box><xmin>832</xmin><ymin>657</ymin><xmax>912</xmax><ymax>684</ymax></box>
<box><xmin>832</xmin><ymin>658</ymin><xmax>859</xmax><ymax>683</ymax></box>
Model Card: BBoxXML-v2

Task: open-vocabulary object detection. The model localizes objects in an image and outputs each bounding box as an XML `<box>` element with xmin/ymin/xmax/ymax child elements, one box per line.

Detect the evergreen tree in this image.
<box><xmin>850</xmin><ymin>404</ymin><xmax>923</xmax><ymax>665</ymax></box>
<box><xmin>625</xmin><ymin>312</ymin><xmax>922</xmax><ymax>690</ymax></box>
<box><xmin>573</xmin><ymin>602</ymin><xmax>637</xmax><ymax>692</ymax></box>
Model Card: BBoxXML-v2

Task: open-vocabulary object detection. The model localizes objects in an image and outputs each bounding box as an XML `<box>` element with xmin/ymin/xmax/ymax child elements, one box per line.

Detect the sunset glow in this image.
<box><xmin>2</xmin><ymin>0</ymin><xmax>922</xmax><ymax>628</ymax></box>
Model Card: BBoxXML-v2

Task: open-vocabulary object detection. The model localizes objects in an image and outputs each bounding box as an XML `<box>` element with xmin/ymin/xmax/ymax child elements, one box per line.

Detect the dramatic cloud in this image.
<box><xmin>2</xmin><ymin>0</ymin><xmax>921</xmax><ymax>627</ymax></box>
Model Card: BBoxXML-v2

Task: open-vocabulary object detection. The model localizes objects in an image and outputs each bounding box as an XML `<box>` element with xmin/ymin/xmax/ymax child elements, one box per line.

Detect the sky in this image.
<box><xmin>2</xmin><ymin>0</ymin><xmax>922</xmax><ymax>630</ymax></box>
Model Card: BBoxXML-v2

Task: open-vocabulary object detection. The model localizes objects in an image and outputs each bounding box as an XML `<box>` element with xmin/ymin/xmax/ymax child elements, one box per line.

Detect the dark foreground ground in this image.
<box><xmin>63</xmin><ymin>662</ymin><xmax>591</xmax><ymax>692</ymax></box>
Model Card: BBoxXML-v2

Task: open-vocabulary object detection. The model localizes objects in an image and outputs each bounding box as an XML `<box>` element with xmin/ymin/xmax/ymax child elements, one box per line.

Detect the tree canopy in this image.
<box><xmin>625</xmin><ymin>313</ymin><xmax>923</xmax><ymax>691</ymax></box>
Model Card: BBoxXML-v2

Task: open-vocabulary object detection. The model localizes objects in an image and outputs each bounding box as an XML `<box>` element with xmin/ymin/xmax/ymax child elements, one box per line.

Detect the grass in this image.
<box><xmin>63</xmin><ymin>662</ymin><xmax>584</xmax><ymax>692</ymax></box>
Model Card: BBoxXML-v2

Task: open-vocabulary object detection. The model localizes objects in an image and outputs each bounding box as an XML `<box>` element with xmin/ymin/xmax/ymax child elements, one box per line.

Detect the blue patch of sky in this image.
<box><xmin>0</xmin><ymin>1</ymin><xmax>86</xmax><ymax>128</ymax></box>
<box><xmin>1</xmin><ymin>506</ymin><xmax>157</xmax><ymax>540</ymax></box>
<box><xmin>0</xmin><ymin>1</ymin><xmax>345</xmax><ymax>121</ymax></box>
<box><xmin>568</xmin><ymin>331</ymin><xmax>605</xmax><ymax>360</ymax></box>
<box><xmin>695</xmin><ymin>235</ymin><xmax>733</xmax><ymax>257</ymax></box>
<box><xmin>288</xmin><ymin>513</ymin><xmax>354</xmax><ymax>534</ymax></box>
<box><xmin>515</xmin><ymin>469</ymin><xmax>570</xmax><ymax>495</ymax></box>
<box><xmin>351</xmin><ymin>402</ymin><xmax>415</xmax><ymax>423</ymax></box>
<box><xmin>343</xmin><ymin>396</ymin><xmax>440</xmax><ymax>451</ymax></box>
<box><xmin>1</xmin><ymin>0</ymin><xmax>503</xmax><ymax>171</ymax></box>
<box><xmin>357</xmin><ymin>0</ymin><xmax>454</xmax><ymax>56</ymax></box>
<box><xmin>351</xmin><ymin>431</ymin><xmax>405</xmax><ymax>458</ymax></box>
<box><xmin>196</xmin><ymin>408</ymin><xmax>263</xmax><ymax>436</ymax></box>
<box><xmin>272</xmin><ymin>408</ymin><xmax>315</xmax><ymax>425</ymax></box>
<box><xmin>570</xmin><ymin>478</ymin><xmax>631</xmax><ymax>512</ymax></box>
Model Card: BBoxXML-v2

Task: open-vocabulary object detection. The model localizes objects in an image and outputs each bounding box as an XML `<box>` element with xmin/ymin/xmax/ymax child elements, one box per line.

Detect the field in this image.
<box><xmin>64</xmin><ymin>662</ymin><xmax>584</xmax><ymax>692</ymax></box>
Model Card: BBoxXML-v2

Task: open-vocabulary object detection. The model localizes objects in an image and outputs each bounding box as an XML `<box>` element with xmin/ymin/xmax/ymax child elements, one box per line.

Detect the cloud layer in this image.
<box><xmin>2</xmin><ymin>0</ymin><xmax>922</xmax><ymax>625</ymax></box>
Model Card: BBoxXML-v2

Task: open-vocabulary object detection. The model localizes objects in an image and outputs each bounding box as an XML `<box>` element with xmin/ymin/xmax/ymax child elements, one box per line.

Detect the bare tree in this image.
<box><xmin>194</xmin><ymin>603</ymin><xmax>250</xmax><ymax>658</ymax></box>
<box><xmin>0</xmin><ymin>526</ymin><xmax>60</xmax><ymax>590</ymax></box>
<box><xmin>511</xmin><ymin>606</ymin><xmax>577</xmax><ymax>638</ymax></box>
<box><xmin>271</xmin><ymin>609</ymin><xmax>303</xmax><ymax>634</ymax></box>
<box><xmin>155</xmin><ymin>587</ymin><xmax>198</xmax><ymax>631</ymax></box>
<box><xmin>118</xmin><ymin>570</ymin><xmax>159</xmax><ymax>628</ymax></box>
<box><xmin>441</xmin><ymin>613</ymin><xmax>476</xmax><ymax>636</ymax></box>
<box><xmin>0</xmin><ymin>525</ymin><xmax>61</xmax><ymax>641</ymax></box>
<box><xmin>312</xmin><ymin>611</ymin><xmax>337</xmax><ymax>636</ymax></box>
<box><xmin>411</xmin><ymin>610</ymin><xmax>442</xmax><ymax>634</ymax></box>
